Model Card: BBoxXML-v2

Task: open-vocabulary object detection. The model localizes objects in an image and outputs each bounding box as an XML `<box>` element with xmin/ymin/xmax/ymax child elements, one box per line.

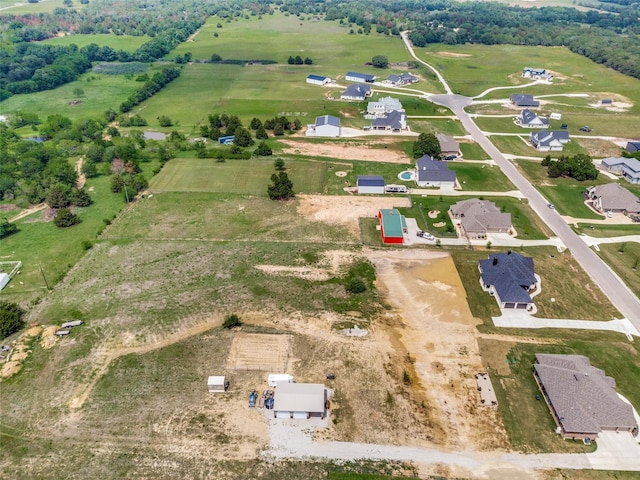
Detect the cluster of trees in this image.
<box><xmin>287</xmin><ymin>55</ymin><xmax>312</xmax><ymax>65</ymax></box>
<box><xmin>209</xmin><ymin>53</ymin><xmax>277</xmax><ymax>65</ymax></box>
<box><xmin>0</xmin><ymin>300</ymin><xmax>25</xmax><ymax>340</ymax></box>
<box><xmin>199</xmin><ymin>113</ymin><xmax>302</xmax><ymax>144</ymax></box>
<box><xmin>412</xmin><ymin>133</ymin><xmax>442</xmax><ymax>159</ymax></box>
<box><xmin>0</xmin><ymin>218</ymin><xmax>18</xmax><ymax>239</ymax></box>
<box><xmin>268</xmin><ymin>171</ymin><xmax>294</xmax><ymax>201</ymax></box>
<box><xmin>541</xmin><ymin>154</ymin><xmax>599</xmax><ymax>181</ymax></box>
<box><xmin>119</xmin><ymin>66</ymin><xmax>181</xmax><ymax>113</ymax></box>
<box><xmin>371</xmin><ymin>55</ymin><xmax>389</xmax><ymax>69</ymax></box>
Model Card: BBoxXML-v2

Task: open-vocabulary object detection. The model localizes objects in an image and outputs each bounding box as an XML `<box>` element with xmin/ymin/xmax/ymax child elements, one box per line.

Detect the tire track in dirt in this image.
<box><xmin>67</xmin><ymin>316</ymin><xmax>223</xmax><ymax>410</ymax></box>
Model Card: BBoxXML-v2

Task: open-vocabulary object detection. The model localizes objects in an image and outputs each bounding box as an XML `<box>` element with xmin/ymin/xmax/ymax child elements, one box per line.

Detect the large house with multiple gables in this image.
<box><xmin>516</xmin><ymin>109</ymin><xmax>549</xmax><ymax>128</ymax></box>
<box><xmin>529</xmin><ymin>130</ymin><xmax>570</xmax><ymax>152</ymax></box>
<box><xmin>479</xmin><ymin>251</ymin><xmax>538</xmax><ymax>310</ymax></box>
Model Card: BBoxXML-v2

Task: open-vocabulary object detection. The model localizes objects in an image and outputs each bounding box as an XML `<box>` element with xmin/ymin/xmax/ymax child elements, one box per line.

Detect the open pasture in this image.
<box><xmin>149</xmin><ymin>157</ymin><xmax>326</xmax><ymax>195</ymax></box>
<box><xmin>416</xmin><ymin>44</ymin><xmax>640</xmax><ymax>107</ymax></box>
<box><xmin>0</xmin><ymin>0</ymin><xmax>71</xmax><ymax>14</ymax></box>
<box><xmin>39</xmin><ymin>33</ymin><xmax>148</xmax><ymax>52</ymax></box>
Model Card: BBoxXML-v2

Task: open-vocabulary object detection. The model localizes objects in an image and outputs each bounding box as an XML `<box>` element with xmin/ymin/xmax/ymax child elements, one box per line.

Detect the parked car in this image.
<box><xmin>579</xmin><ymin>126</ymin><xmax>591</xmax><ymax>132</ymax></box>
<box><xmin>560</xmin><ymin>124</ymin><xmax>568</xmax><ymax>129</ymax></box>
<box><xmin>443</xmin><ymin>154</ymin><xmax>457</xmax><ymax>161</ymax></box>
<box><xmin>249</xmin><ymin>390</ymin><xmax>258</xmax><ymax>407</ymax></box>
<box><xmin>548</xmin><ymin>203</ymin><xmax>555</xmax><ymax>209</ymax></box>
<box><xmin>417</xmin><ymin>230</ymin><xmax>435</xmax><ymax>241</ymax></box>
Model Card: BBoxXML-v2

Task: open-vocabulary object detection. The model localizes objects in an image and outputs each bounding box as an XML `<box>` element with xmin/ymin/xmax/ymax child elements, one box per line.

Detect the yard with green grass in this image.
<box><xmin>573</xmin><ymin>223</ymin><xmax>640</xmax><ymax>237</ymax></box>
<box><xmin>452</xmin><ymin>247</ymin><xmax>621</xmax><ymax>322</ymax></box>
<box><xmin>448</xmin><ymin>162</ymin><xmax>515</xmax><ymax>191</ymax></box>
<box><xmin>40</xmin><ymin>33</ymin><xmax>148</xmax><ymax>52</ymax></box>
<box><xmin>459</xmin><ymin>141</ymin><xmax>491</xmax><ymax>160</ymax></box>
<box><xmin>596</xmin><ymin>243</ymin><xmax>640</xmax><ymax>300</ymax></box>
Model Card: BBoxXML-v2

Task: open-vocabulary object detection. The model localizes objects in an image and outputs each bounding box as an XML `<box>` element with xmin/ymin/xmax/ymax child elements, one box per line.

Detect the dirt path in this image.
<box><xmin>67</xmin><ymin>316</ymin><xmax>223</xmax><ymax>409</ymax></box>
<box><xmin>76</xmin><ymin>156</ymin><xmax>86</xmax><ymax>189</ymax></box>
<box><xmin>8</xmin><ymin>203</ymin><xmax>47</xmax><ymax>223</ymax></box>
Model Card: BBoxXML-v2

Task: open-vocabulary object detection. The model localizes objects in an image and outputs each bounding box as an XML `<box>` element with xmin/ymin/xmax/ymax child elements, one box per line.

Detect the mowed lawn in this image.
<box><xmin>597</xmin><ymin>243</ymin><xmax>640</xmax><ymax>300</ymax></box>
<box><xmin>448</xmin><ymin>162</ymin><xmax>515</xmax><ymax>191</ymax></box>
<box><xmin>150</xmin><ymin>157</ymin><xmax>326</xmax><ymax>195</ymax></box>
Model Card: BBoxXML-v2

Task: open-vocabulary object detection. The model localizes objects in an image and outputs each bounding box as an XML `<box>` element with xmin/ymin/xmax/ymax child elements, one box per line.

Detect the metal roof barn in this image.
<box><xmin>273</xmin><ymin>383</ymin><xmax>326</xmax><ymax>419</ymax></box>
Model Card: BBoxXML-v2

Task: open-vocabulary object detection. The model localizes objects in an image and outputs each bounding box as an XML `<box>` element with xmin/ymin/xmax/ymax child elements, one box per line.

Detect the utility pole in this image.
<box><xmin>38</xmin><ymin>263</ymin><xmax>51</xmax><ymax>291</ymax></box>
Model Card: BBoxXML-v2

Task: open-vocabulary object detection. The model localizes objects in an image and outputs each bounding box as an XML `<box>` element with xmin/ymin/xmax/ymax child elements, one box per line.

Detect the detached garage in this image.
<box><xmin>357</xmin><ymin>175</ymin><xmax>385</xmax><ymax>194</ymax></box>
<box><xmin>273</xmin><ymin>383</ymin><xmax>326</xmax><ymax>419</ymax></box>
<box><xmin>378</xmin><ymin>209</ymin><xmax>407</xmax><ymax>244</ymax></box>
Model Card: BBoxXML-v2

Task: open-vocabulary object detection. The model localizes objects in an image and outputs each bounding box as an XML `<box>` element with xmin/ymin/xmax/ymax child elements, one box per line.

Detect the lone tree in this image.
<box><xmin>0</xmin><ymin>300</ymin><xmax>25</xmax><ymax>340</ymax></box>
<box><xmin>0</xmin><ymin>218</ymin><xmax>18</xmax><ymax>239</ymax></box>
<box><xmin>54</xmin><ymin>208</ymin><xmax>80</xmax><ymax>228</ymax></box>
<box><xmin>412</xmin><ymin>132</ymin><xmax>441</xmax><ymax>159</ymax></box>
<box><xmin>223</xmin><ymin>313</ymin><xmax>242</xmax><ymax>329</ymax></box>
<box><xmin>254</xmin><ymin>141</ymin><xmax>272</xmax><ymax>156</ymax></box>
<box><xmin>274</xmin><ymin>158</ymin><xmax>285</xmax><ymax>170</ymax></box>
<box><xmin>267</xmin><ymin>171</ymin><xmax>294</xmax><ymax>200</ymax></box>
<box><xmin>371</xmin><ymin>55</ymin><xmax>389</xmax><ymax>69</ymax></box>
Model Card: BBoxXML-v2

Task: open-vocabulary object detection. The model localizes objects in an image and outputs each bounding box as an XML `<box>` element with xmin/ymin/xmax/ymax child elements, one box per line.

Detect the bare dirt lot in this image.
<box><xmin>279</xmin><ymin>139</ymin><xmax>411</xmax><ymax>163</ymax></box>
<box><xmin>296</xmin><ymin>194</ymin><xmax>412</xmax><ymax>236</ymax></box>
<box><xmin>226</xmin><ymin>332</ymin><xmax>290</xmax><ymax>371</ymax></box>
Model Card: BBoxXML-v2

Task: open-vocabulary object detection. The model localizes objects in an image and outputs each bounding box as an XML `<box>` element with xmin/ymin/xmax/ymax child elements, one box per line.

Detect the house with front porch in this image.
<box><xmin>478</xmin><ymin>251</ymin><xmax>537</xmax><ymax>310</ymax></box>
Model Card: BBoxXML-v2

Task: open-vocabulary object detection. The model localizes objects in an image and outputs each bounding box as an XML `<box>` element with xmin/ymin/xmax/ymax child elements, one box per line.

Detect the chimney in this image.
<box><xmin>492</xmin><ymin>256</ymin><xmax>498</xmax><ymax>266</ymax></box>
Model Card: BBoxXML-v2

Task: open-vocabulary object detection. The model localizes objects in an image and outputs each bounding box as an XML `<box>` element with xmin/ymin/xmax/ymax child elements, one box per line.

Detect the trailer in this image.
<box><xmin>268</xmin><ymin>373</ymin><xmax>294</xmax><ymax>387</ymax></box>
<box><xmin>385</xmin><ymin>184</ymin><xmax>408</xmax><ymax>193</ymax></box>
<box><xmin>207</xmin><ymin>375</ymin><xmax>227</xmax><ymax>393</ymax></box>
<box><xmin>61</xmin><ymin>320</ymin><xmax>83</xmax><ymax>329</ymax></box>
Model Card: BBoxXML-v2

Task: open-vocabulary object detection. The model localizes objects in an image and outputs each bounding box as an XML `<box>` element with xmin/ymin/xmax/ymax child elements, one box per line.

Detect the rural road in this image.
<box><xmin>399</xmin><ymin>31</ymin><xmax>640</xmax><ymax>328</ymax></box>
<box><xmin>430</xmin><ymin>93</ymin><xmax>640</xmax><ymax>328</ymax></box>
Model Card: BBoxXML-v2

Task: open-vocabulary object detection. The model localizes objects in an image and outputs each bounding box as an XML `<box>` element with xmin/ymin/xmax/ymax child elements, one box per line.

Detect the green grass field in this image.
<box><xmin>0</xmin><ymin>0</ymin><xmax>72</xmax><ymax>14</ymax></box>
<box><xmin>448</xmin><ymin>162</ymin><xmax>515</xmax><ymax>191</ymax></box>
<box><xmin>459</xmin><ymin>141</ymin><xmax>491</xmax><ymax>160</ymax></box>
<box><xmin>149</xmin><ymin>157</ymin><xmax>327</xmax><ymax>195</ymax></box>
<box><xmin>39</xmin><ymin>33</ymin><xmax>148</xmax><ymax>52</ymax></box>
<box><xmin>596</xmin><ymin>243</ymin><xmax>640</xmax><ymax>300</ymax></box>
<box><xmin>573</xmin><ymin>223</ymin><xmax>640</xmax><ymax>237</ymax></box>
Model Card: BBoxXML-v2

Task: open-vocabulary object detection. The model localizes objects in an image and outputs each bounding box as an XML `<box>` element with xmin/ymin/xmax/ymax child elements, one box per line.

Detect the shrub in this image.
<box><xmin>345</xmin><ymin>278</ymin><xmax>366</xmax><ymax>294</ymax></box>
<box><xmin>53</xmin><ymin>208</ymin><xmax>80</xmax><ymax>228</ymax></box>
<box><xmin>223</xmin><ymin>313</ymin><xmax>242</xmax><ymax>329</ymax></box>
<box><xmin>0</xmin><ymin>301</ymin><xmax>25</xmax><ymax>340</ymax></box>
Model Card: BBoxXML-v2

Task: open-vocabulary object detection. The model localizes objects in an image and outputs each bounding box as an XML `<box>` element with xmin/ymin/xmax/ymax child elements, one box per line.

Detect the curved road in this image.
<box><xmin>401</xmin><ymin>33</ymin><xmax>640</xmax><ymax>329</ymax></box>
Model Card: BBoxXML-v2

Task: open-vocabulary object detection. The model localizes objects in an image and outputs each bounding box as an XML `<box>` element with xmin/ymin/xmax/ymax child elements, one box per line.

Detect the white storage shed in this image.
<box><xmin>207</xmin><ymin>375</ymin><xmax>227</xmax><ymax>393</ymax></box>
<box><xmin>268</xmin><ymin>373</ymin><xmax>294</xmax><ymax>387</ymax></box>
<box><xmin>273</xmin><ymin>383</ymin><xmax>326</xmax><ymax>419</ymax></box>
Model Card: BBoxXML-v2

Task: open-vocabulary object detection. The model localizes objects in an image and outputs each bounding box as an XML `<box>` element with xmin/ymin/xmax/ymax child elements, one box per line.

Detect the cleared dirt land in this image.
<box><xmin>280</xmin><ymin>138</ymin><xmax>412</xmax><ymax>164</ymax></box>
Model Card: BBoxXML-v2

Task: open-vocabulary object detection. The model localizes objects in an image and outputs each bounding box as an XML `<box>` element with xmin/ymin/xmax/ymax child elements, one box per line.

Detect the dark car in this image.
<box><xmin>579</xmin><ymin>126</ymin><xmax>591</xmax><ymax>132</ymax></box>
<box><xmin>560</xmin><ymin>124</ymin><xmax>568</xmax><ymax>129</ymax></box>
<box><xmin>443</xmin><ymin>154</ymin><xmax>457</xmax><ymax>160</ymax></box>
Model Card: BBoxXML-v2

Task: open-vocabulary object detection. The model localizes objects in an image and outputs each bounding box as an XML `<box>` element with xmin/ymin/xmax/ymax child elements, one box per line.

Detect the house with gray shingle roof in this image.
<box><xmin>450</xmin><ymin>199</ymin><xmax>512</xmax><ymax>239</ymax></box>
<box><xmin>370</xmin><ymin>110</ymin><xmax>407</xmax><ymax>132</ymax></box>
<box><xmin>516</xmin><ymin>109</ymin><xmax>549</xmax><ymax>128</ymax></box>
<box><xmin>415</xmin><ymin>156</ymin><xmax>456</xmax><ymax>188</ymax></box>
<box><xmin>436</xmin><ymin>134</ymin><xmax>460</xmax><ymax>158</ymax></box>
<box><xmin>534</xmin><ymin>354</ymin><xmax>638</xmax><ymax>440</ymax></box>
<box><xmin>510</xmin><ymin>93</ymin><xmax>540</xmax><ymax>108</ymax></box>
<box><xmin>586</xmin><ymin>183</ymin><xmax>640</xmax><ymax>214</ymax></box>
<box><xmin>601</xmin><ymin>157</ymin><xmax>640</xmax><ymax>184</ymax></box>
<box><xmin>340</xmin><ymin>84</ymin><xmax>372</xmax><ymax>101</ymax></box>
<box><xmin>367</xmin><ymin>97</ymin><xmax>403</xmax><ymax>116</ymax></box>
<box><xmin>529</xmin><ymin>130</ymin><xmax>570</xmax><ymax>152</ymax></box>
<box><xmin>478</xmin><ymin>252</ymin><xmax>537</xmax><ymax>310</ymax></box>
<box><xmin>386</xmin><ymin>73</ymin><xmax>419</xmax><ymax>86</ymax></box>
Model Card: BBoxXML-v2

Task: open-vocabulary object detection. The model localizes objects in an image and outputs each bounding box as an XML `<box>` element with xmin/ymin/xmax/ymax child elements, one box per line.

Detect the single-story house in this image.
<box><xmin>207</xmin><ymin>376</ymin><xmax>227</xmax><ymax>393</ymax></box>
<box><xmin>340</xmin><ymin>84</ymin><xmax>372</xmax><ymax>101</ymax></box>
<box><xmin>306</xmin><ymin>115</ymin><xmax>341</xmax><ymax>137</ymax></box>
<box><xmin>478</xmin><ymin>251</ymin><xmax>537</xmax><ymax>310</ymax></box>
<box><xmin>386</xmin><ymin>73</ymin><xmax>419</xmax><ymax>85</ymax></box>
<box><xmin>586</xmin><ymin>183</ymin><xmax>640</xmax><ymax>214</ymax></box>
<box><xmin>367</xmin><ymin>97</ymin><xmax>403</xmax><ymax>116</ymax></box>
<box><xmin>370</xmin><ymin>110</ymin><xmax>407</xmax><ymax>132</ymax></box>
<box><xmin>273</xmin><ymin>383</ymin><xmax>327</xmax><ymax>419</ymax></box>
<box><xmin>345</xmin><ymin>71</ymin><xmax>376</xmax><ymax>83</ymax></box>
<box><xmin>306</xmin><ymin>74</ymin><xmax>330</xmax><ymax>86</ymax></box>
<box><xmin>378</xmin><ymin>209</ymin><xmax>407</xmax><ymax>244</ymax></box>
<box><xmin>601</xmin><ymin>157</ymin><xmax>640</xmax><ymax>184</ymax></box>
<box><xmin>436</xmin><ymin>134</ymin><xmax>460</xmax><ymax>158</ymax></box>
<box><xmin>415</xmin><ymin>155</ymin><xmax>456</xmax><ymax>188</ymax></box>
<box><xmin>529</xmin><ymin>130</ymin><xmax>570</xmax><ymax>152</ymax></box>
<box><xmin>534</xmin><ymin>354</ymin><xmax>638</xmax><ymax>440</ymax></box>
<box><xmin>626</xmin><ymin>141</ymin><xmax>640</xmax><ymax>153</ymax></box>
<box><xmin>449</xmin><ymin>199</ymin><xmax>512</xmax><ymax>239</ymax></box>
<box><xmin>357</xmin><ymin>175</ymin><xmax>385</xmax><ymax>194</ymax></box>
<box><xmin>516</xmin><ymin>109</ymin><xmax>549</xmax><ymax>128</ymax></box>
<box><xmin>522</xmin><ymin>67</ymin><xmax>553</xmax><ymax>82</ymax></box>
<box><xmin>510</xmin><ymin>93</ymin><xmax>540</xmax><ymax>108</ymax></box>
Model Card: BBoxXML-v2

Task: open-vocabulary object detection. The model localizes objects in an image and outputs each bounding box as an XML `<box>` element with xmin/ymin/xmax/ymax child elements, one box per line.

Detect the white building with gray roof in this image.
<box><xmin>534</xmin><ymin>354</ymin><xmax>638</xmax><ymax>440</ymax></box>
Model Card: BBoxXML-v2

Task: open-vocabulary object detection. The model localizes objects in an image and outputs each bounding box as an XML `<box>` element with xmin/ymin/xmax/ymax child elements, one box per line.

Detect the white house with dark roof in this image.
<box><xmin>522</xmin><ymin>67</ymin><xmax>553</xmax><ymax>82</ymax></box>
<box><xmin>601</xmin><ymin>157</ymin><xmax>640</xmax><ymax>184</ymax></box>
<box><xmin>367</xmin><ymin>97</ymin><xmax>403</xmax><ymax>116</ymax></box>
<box><xmin>306</xmin><ymin>74</ymin><xmax>330</xmax><ymax>86</ymax></box>
<box><xmin>478</xmin><ymin>252</ymin><xmax>537</xmax><ymax>310</ymax></box>
<box><xmin>529</xmin><ymin>130</ymin><xmax>569</xmax><ymax>152</ymax></box>
<box><xmin>450</xmin><ymin>199</ymin><xmax>512</xmax><ymax>239</ymax></box>
<box><xmin>370</xmin><ymin>111</ymin><xmax>407</xmax><ymax>132</ymax></box>
<box><xmin>586</xmin><ymin>183</ymin><xmax>640</xmax><ymax>214</ymax></box>
<box><xmin>516</xmin><ymin>109</ymin><xmax>549</xmax><ymax>128</ymax></box>
<box><xmin>415</xmin><ymin>155</ymin><xmax>456</xmax><ymax>188</ymax></box>
<box><xmin>345</xmin><ymin>71</ymin><xmax>376</xmax><ymax>83</ymax></box>
<box><xmin>534</xmin><ymin>354</ymin><xmax>638</xmax><ymax>440</ymax></box>
<box><xmin>386</xmin><ymin>73</ymin><xmax>418</xmax><ymax>86</ymax></box>
<box><xmin>340</xmin><ymin>84</ymin><xmax>372</xmax><ymax>101</ymax></box>
<box><xmin>306</xmin><ymin>115</ymin><xmax>341</xmax><ymax>137</ymax></box>
<box><xmin>510</xmin><ymin>93</ymin><xmax>540</xmax><ymax>108</ymax></box>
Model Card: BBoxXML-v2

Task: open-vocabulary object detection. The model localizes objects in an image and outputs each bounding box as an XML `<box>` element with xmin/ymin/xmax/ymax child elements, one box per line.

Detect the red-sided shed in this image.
<box><xmin>378</xmin><ymin>209</ymin><xmax>406</xmax><ymax>244</ymax></box>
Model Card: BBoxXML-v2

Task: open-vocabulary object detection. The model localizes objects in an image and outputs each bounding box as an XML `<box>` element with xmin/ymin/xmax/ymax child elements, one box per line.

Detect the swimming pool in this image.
<box><xmin>399</xmin><ymin>171</ymin><xmax>414</xmax><ymax>181</ymax></box>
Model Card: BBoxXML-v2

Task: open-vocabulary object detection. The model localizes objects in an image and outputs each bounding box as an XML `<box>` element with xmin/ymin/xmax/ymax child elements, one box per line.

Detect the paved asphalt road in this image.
<box><xmin>429</xmin><ymin>93</ymin><xmax>640</xmax><ymax>328</ymax></box>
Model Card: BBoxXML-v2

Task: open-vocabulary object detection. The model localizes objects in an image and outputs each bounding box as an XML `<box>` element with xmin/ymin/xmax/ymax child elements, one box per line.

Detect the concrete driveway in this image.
<box><xmin>588</xmin><ymin>431</ymin><xmax>640</xmax><ymax>470</ymax></box>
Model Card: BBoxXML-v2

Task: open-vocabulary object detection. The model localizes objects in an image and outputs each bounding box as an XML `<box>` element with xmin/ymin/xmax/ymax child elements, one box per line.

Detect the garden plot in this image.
<box><xmin>226</xmin><ymin>332</ymin><xmax>291</xmax><ymax>372</ymax></box>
